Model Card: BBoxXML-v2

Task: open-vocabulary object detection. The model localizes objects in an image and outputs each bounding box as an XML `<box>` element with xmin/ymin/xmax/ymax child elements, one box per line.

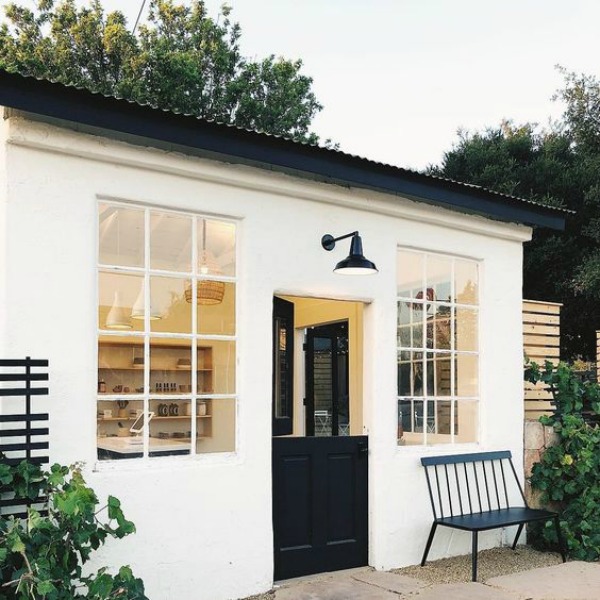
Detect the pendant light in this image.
<box><xmin>321</xmin><ymin>231</ymin><xmax>378</xmax><ymax>275</ymax></box>
<box><xmin>131</xmin><ymin>281</ymin><xmax>163</xmax><ymax>320</ymax></box>
<box><xmin>185</xmin><ymin>219</ymin><xmax>225</xmax><ymax>305</ymax></box>
<box><xmin>106</xmin><ymin>291</ymin><xmax>132</xmax><ymax>329</ymax></box>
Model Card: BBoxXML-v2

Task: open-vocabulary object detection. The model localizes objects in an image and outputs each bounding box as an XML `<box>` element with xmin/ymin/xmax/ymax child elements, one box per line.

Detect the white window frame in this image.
<box><xmin>397</xmin><ymin>248</ymin><xmax>480</xmax><ymax>446</ymax></box>
<box><xmin>97</xmin><ymin>200</ymin><xmax>238</xmax><ymax>463</ymax></box>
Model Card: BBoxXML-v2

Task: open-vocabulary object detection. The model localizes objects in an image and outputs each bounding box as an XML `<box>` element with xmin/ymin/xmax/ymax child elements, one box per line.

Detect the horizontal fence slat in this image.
<box><xmin>523</xmin><ymin>334</ymin><xmax>560</xmax><ymax>346</ymax></box>
<box><xmin>525</xmin><ymin>347</ymin><xmax>560</xmax><ymax>358</ymax></box>
<box><xmin>0</xmin><ymin>442</ymin><xmax>49</xmax><ymax>452</ymax></box>
<box><xmin>0</xmin><ymin>428</ymin><xmax>49</xmax><ymax>437</ymax></box>
<box><xmin>0</xmin><ymin>414</ymin><xmax>49</xmax><ymax>423</ymax></box>
<box><xmin>524</xmin><ymin>390</ymin><xmax>553</xmax><ymax>400</ymax></box>
<box><xmin>0</xmin><ymin>373</ymin><xmax>49</xmax><ymax>382</ymax></box>
<box><xmin>523</xmin><ymin>302</ymin><xmax>562</xmax><ymax>315</ymax></box>
<box><xmin>0</xmin><ymin>387</ymin><xmax>48</xmax><ymax>397</ymax></box>
<box><xmin>523</xmin><ymin>313</ymin><xmax>560</xmax><ymax>325</ymax></box>
<box><xmin>0</xmin><ymin>497</ymin><xmax>48</xmax><ymax>508</ymax></box>
<box><xmin>523</xmin><ymin>324</ymin><xmax>560</xmax><ymax>336</ymax></box>
<box><xmin>0</xmin><ymin>359</ymin><xmax>48</xmax><ymax>367</ymax></box>
<box><xmin>0</xmin><ymin>456</ymin><xmax>48</xmax><ymax>465</ymax></box>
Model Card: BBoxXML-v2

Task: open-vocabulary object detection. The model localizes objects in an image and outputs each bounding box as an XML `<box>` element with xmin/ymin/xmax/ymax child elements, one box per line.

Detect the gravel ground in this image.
<box><xmin>241</xmin><ymin>545</ymin><xmax>562</xmax><ymax>598</ymax></box>
<box><xmin>395</xmin><ymin>545</ymin><xmax>563</xmax><ymax>584</ymax></box>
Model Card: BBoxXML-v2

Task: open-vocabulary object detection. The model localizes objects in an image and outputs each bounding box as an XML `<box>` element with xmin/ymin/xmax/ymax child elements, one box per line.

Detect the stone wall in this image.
<box><xmin>524</xmin><ymin>419</ymin><xmax>558</xmax><ymax>507</ymax></box>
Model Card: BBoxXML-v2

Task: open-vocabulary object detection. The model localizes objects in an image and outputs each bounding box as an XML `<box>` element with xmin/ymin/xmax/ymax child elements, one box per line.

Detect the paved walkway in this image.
<box><xmin>272</xmin><ymin>562</ymin><xmax>600</xmax><ymax>599</ymax></box>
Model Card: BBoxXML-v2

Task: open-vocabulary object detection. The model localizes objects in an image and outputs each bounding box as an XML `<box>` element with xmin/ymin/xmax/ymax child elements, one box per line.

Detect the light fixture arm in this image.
<box><xmin>321</xmin><ymin>231</ymin><xmax>359</xmax><ymax>251</ymax></box>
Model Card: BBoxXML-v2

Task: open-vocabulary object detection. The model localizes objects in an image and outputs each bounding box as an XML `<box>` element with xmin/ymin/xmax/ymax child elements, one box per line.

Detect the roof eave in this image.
<box><xmin>0</xmin><ymin>70</ymin><xmax>566</xmax><ymax>230</ymax></box>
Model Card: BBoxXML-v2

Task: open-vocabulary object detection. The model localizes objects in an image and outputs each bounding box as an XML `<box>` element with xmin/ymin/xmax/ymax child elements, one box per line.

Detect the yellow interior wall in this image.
<box><xmin>280</xmin><ymin>296</ymin><xmax>364</xmax><ymax>436</ymax></box>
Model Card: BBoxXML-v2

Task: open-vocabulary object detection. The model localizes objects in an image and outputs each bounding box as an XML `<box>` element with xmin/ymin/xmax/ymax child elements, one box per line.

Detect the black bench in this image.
<box><xmin>420</xmin><ymin>450</ymin><xmax>565</xmax><ymax>581</ymax></box>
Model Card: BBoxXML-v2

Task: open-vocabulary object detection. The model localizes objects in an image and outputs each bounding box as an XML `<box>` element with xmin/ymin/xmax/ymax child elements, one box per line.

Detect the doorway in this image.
<box><xmin>272</xmin><ymin>295</ymin><xmax>368</xmax><ymax>581</ymax></box>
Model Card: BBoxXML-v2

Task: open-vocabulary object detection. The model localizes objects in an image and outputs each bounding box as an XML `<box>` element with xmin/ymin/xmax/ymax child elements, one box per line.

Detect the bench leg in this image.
<box><xmin>471</xmin><ymin>530</ymin><xmax>478</xmax><ymax>582</ymax></box>
<box><xmin>420</xmin><ymin>523</ymin><xmax>438</xmax><ymax>567</ymax></box>
<box><xmin>511</xmin><ymin>523</ymin><xmax>524</xmax><ymax>550</ymax></box>
<box><xmin>553</xmin><ymin>516</ymin><xmax>566</xmax><ymax>563</ymax></box>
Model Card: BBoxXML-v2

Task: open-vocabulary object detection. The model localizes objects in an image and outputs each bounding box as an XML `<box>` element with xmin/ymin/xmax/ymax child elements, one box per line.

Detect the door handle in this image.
<box><xmin>357</xmin><ymin>442</ymin><xmax>368</xmax><ymax>456</ymax></box>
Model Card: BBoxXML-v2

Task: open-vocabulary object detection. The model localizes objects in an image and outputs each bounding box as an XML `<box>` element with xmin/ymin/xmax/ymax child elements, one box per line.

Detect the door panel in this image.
<box><xmin>273</xmin><ymin>297</ymin><xmax>294</xmax><ymax>436</ymax></box>
<box><xmin>272</xmin><ymin>435</ymin><xmax>368</xmax><ymax>580</ymax></box>
<box><xmin>305</xmin><ymin>322</ymin><xmax>349</xmax><ymax>436</ymax></box>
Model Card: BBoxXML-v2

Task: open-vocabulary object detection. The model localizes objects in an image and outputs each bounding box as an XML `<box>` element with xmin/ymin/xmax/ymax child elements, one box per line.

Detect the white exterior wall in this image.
<box><xmin>0</xmin><ymin>115</ymin><xmax>531</xmax><ymax>600</ymax></box>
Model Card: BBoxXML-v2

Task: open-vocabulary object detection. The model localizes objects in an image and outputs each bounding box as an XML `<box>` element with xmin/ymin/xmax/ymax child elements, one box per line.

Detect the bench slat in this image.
<box><xmin>421</xmin><ymin>450</ymin><xmax>511</xmax><ymax>467</ymax></box>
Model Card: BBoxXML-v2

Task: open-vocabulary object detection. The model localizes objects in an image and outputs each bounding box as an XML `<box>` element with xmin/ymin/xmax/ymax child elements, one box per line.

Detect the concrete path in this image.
<box><xmin>272</xmin><ymin>562</ymin><xmax>600</xmax><ymax>599</ymax></box>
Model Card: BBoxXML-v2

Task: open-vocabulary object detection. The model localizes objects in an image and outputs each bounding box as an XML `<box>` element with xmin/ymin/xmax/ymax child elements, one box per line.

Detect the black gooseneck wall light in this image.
<box><xmin>321</xmin><ymin>231</ymin><xmax>378</xmax><ymax>275</ymax></box>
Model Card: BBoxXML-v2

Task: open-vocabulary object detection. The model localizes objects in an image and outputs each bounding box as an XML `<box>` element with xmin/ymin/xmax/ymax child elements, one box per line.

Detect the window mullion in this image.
<box><xmin>143</xmin><ymin>208</ymin><xmax>151</xmax><ymax>460</ymax></box>
<box><xmin>191</xmin><ymin>216</ymin><xmax>198</xmax><ymax>456</ymax></box>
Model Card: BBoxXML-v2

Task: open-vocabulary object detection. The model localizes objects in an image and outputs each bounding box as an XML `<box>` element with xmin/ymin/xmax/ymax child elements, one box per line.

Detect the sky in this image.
<box><xmin>2</xmin><ymin>0</ymin><xmax>600</xmax><ymax>170</ymax></box>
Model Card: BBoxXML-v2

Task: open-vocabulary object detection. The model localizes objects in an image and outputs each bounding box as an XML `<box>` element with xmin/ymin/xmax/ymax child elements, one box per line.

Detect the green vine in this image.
<box><xmin>0</xmin><ymin>460</ymin><xmax>147</xmax><ymax>599</ymax></box>
<box><xmin>525</xmin><ymin>360</ymin><xmax>600</xmax><ymax>560</ymax></box>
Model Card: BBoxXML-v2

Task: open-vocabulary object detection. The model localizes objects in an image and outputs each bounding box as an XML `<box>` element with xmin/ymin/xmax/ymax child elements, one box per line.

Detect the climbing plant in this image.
<box><xmin>525</xmin><ymin>360</ymin><xmax>600</xmax><ymax>560</ymax></box>
<box><xmin>0</xmin><ymin>459</ymin><xmax>147</xmax><ymax>599</ymax></box>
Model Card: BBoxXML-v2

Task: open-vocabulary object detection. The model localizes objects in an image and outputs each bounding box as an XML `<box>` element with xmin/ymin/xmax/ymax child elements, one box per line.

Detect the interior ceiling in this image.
<box><xmin>99</xmin><ymin>204</ymin><xmax>235</xmax><ymax>270</ymax></box>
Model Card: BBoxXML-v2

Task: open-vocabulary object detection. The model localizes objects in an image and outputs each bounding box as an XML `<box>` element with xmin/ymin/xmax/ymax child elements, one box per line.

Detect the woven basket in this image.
<box><xmin>185</xmin><ymin>280</ymin><xmax>225</xmax><ymax>305</ymax></box>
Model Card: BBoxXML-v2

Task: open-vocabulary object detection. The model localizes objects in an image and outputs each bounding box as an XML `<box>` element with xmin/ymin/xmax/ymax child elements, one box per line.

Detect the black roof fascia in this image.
<box><xmin>0</xmin><ymin>70</ymin><xmax>566</xmax><ymax>230</ymax></box>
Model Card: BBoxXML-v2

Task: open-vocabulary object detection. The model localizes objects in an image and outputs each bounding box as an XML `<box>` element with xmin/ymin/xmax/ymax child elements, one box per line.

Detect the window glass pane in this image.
<box><xmin>149</xmin><ymin>399</ymin><xmax>191</xmax><ymax>457</ymax></box>
<box><xmin>455</xmin><ymin>401</ymin><xmax>478</xmax><ymax>443</ymax></box>
<box><xmin>99</xmin><ymin>271</ymin><xmax>144</xmax><ymax>332</ymax></box>
<box><xmin>150</xmin><ymin>276</ymin><xmax>191</xmax><ymax>334</ymax></box>
<box><xmin>150</xmin><ymin>212</ymin><xmax>192</xmax><ymax>272</ymax></box>
<box><xmin>426</xmin><ymin>352</ymin><xmax>451</xmax><ymax>396</ymax></box>
<box><xmin>97</xmin><ymin>336</ymin><xmax>146</xmax><ymax>461</ymax></box>
<box><xmin>397</xmin><ymin>251</ymin><xmax>423</xmax><ymax>298</ymax></box>
<box><xmin>455</xmin><ymin>260</ymin><xmax>478</xmax><ymax>305</ymax></box>
<box><xmin>197</xmin><ymin>341</ymin><xmax>236</xmax><ymax>395</ymax></box>
<box><xmin>397</xmin><ymin>301</ymin><xmax>423</xmax><ymax>348</ymax></box>
<box><xmin>150</xmin><ymin>339</ymin><xmax>192</xmax><ymax>394</ymax></box>
<box><xmin>274</xmin><ymin>317</ymin><xmax>291</xmax><ymax>418</ymax></box>
<box><xmin>456</xmin><ymin>307</ymin><xmax>478</xmax><ymax>352</ymax></box>
<box><xmin>398</xmin><ymin>399</ymin><xmax>424</xmax><ymax>446</ymax></box>
<box><xmin>454</xmin><ymin>354</ymin><xmax>478</xmax><ymax>397</ymax></box>
<box><xmin>98</xmin><ymin>337</ymin><xmax>145</xmax><ymax>394</ymax></box>
<box><xmin>196</xmin><ymin>398</ymin><xmax>235</xmax><ymax>453</ymax></box>
<box><xmin>99</xmin><ymin>204</ymin><xmax>144</xmax><ymax>267</ymax></box>
<box><xmin>426</xmin><ymin>255</ymin><xmax>452</xmax><ymax>303</ymax></box>
<box><xmin>197</xmin><ymin>282</ymin><xmax>235</xmax><ymax>335</ymax></box>
<box><xmin>198</xmin><ymin>219</ymin><xmax>236</xmax><ymax>278</ymax></box>
<box><xmin>434</xmin><ymin>400</ymin><xmax>452</xmax><ymax>435</ymax></box>
<box><xmin>427</xmin><ymin>304</ymin><xmax>452</xmax><ymax>350</ymax></box>
<box><xmin>397</xmin><ymin>351</ymin><xmax>423</xmax><ymax>396</ymax></box>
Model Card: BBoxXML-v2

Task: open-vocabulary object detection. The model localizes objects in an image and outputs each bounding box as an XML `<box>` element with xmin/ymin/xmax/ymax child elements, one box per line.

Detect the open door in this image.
<box><xmin>305</xmin><ymin>321</ymin><xmax>349</xmax><ymax>437</ymax></box>
<box><xmin>272</xmin><ymin>297</ymin><xmax>294</xmax><ymax>436</ymax></box>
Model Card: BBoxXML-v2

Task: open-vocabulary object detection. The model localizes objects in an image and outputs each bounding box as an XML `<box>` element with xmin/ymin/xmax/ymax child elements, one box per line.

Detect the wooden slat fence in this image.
<box><xmin>523</xmin><ymin>300</ymin><xmax>561</xmax><ymax>419</ymax></box>
<box><xmin>0</xmin><ymin>357</ymin><xmax>49</xmax><ymax>518</ymax></box>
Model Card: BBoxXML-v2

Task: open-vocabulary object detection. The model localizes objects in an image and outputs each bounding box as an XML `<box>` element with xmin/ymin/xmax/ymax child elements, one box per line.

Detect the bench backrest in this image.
<box><xmin>421</xmin><ymin>451</ymin><xmax>527</xmax><ymax>519</ymax></box>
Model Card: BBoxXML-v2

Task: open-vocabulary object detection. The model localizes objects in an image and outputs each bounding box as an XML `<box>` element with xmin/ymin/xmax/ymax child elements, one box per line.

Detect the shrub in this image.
<box><xmin>525</xmin><ymin>360</ymin><xmax>600</xmax><ymax>560</ymax></box>
<box><xmin>0</xmin><ymin>459</ymin><xmax>147</xmax><ymax>599</ymax></box>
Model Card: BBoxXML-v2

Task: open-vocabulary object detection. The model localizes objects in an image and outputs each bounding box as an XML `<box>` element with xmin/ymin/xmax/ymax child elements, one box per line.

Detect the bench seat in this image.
<box><xmin>437</xmin><ymin>506</ymin><xmax>557</xmax><ymax>532</ymax></box>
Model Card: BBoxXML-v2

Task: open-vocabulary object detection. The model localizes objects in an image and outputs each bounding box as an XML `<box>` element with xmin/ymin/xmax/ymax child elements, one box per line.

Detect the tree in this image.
<box><xmin>0</xmin><ymin>0</ymin><xmax>323</xmax><ymax>143</ymax></box>
<box><xmin>431</xmin><ymin>100</ymin><xmax>600</xmax><ymax>360</ymax></box>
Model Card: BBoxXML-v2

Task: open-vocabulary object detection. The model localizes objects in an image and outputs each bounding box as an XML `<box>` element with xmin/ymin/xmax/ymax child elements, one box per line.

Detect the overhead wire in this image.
<box><xmin>133</xmin><ymin>0</ymin><xmax>148</xmax><ymax>34</ymax></box>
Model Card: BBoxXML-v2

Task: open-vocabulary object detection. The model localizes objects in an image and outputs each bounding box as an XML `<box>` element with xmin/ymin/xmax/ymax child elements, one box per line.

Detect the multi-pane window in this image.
<box><xmin>97</xmin><ymin>203</ymin><xmax>237</xmax><ymax>461</ymax></box>
<box><xmin>397</xmin><ymin>250</ymin><xmax>479</xmax><ymax>446</ymax></box>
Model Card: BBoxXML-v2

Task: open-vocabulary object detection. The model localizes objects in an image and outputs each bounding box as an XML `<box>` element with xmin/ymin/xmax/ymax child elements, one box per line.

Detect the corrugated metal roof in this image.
<box><xmin>0</xmin><ymin>68</ymin><xmax>571</xmax><ymax>227</ymax></box>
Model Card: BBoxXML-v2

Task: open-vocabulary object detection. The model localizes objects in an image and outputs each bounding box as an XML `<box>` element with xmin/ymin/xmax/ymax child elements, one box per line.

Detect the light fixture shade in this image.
<box><xmin>106</xmin><ymin>291</ymin><xmax>132</xmax><ymax>329</ymax></box>
<box><xmin>185</xmin><ymin>249</ymin><xmax>225</xmax><ymax>305</ymax></box>
<box><xmin>333</xmin><ymin>234</ymin><xmax>378</xmax><ymax>275</ymax></box>
<box><xmin>131</xmin><ymin>283</ymin><xmax>162</xmax><ymax>320</ymax></box>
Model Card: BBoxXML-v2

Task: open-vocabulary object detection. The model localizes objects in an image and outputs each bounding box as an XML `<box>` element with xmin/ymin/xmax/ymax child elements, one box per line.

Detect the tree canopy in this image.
<box><xmin>0</xmin><ymin>0</ymin><xmax>323</xmax><ymax>143</ymax></box>
<box><xmin>431</xmin><ymin>70</ymin><xmax>600</xmax><ymax>360</ymax></box>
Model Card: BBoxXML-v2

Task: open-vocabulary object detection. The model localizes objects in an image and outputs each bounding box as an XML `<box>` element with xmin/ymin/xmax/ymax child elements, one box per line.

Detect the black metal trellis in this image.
<box><xmin>0</xmin><ymin>357</ymin><xmax>49</xmax><ymax>518</ymax></box>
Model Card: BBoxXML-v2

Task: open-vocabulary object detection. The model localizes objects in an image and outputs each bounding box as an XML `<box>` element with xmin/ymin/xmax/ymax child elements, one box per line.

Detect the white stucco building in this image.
<box><xmin>0</xmin><ymin>70</ymin><xmax>567</xmax><ymax>599</ymax></box>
